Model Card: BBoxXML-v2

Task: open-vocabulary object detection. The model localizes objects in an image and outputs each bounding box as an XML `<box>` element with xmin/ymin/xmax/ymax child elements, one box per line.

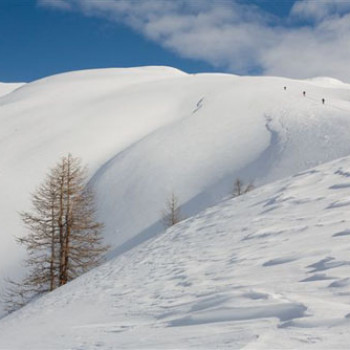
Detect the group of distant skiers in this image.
<box><xmin>283</xmin><ymin>86</ymin><xmax>325</xmax><ymax>104</ymax></box>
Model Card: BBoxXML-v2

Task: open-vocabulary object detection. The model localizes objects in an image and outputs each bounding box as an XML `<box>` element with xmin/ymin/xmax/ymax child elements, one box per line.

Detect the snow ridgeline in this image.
<box><xmin>0</xmin><ymin>82</ymin><xmax>24</xmax><ymax>97</ymax></box>
<box><xmin>1</xmin><ymin>66</ymin><xmax>350</xmax><ymax>293</ymax></box>
<box><xmin>1</xmin><ymin>156</ymin><xmax>350</xmax><ymax>348</ymax></box>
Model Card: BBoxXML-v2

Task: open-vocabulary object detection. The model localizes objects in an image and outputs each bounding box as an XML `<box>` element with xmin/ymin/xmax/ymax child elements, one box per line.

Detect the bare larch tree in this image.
<box><xmin>232</xmin><ymin>178</ymin><xmax>254</xmax><ymax>198</ymax></box>
<box><xmin>162</xmin><ymin>192</ymin><xmax>183</xmax><ymax>228</ymax></box>
<box><xmin>2</xmin><ymin>154</ymin><xmax>108</xmax><ymax>313</ymax></box>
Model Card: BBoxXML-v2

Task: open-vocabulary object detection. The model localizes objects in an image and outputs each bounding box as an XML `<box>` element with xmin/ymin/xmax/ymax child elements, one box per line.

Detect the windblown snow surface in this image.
<box><xmin>1</xmin><ymin>67</ymin><xmax>350</xmax><ymax>347</ymax></box>
<box><xmin>2</xmin><ymin>158</ymin><xmax>350</xmax><ymax>348</ymax></box>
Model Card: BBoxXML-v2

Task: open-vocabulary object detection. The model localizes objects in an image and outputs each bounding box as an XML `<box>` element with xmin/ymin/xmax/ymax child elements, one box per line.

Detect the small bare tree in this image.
<box><xmin>232</xmin><ymin>178</ymin><xmax>254</xmax><ymax>198</ymax></box>
<box><xmin>2</xmin><ymin>154</ymin><xmax>108</xmax><ymax>313</ymax></box>
<box><xmin>162</xmin><ymin>192</ymin><xmax>183</xmax><ymax>228</ymax></box>
<box><xmin>1</xmin><ymin>279</ymin><xmax>31</xmax><ymax>314</ymax></box>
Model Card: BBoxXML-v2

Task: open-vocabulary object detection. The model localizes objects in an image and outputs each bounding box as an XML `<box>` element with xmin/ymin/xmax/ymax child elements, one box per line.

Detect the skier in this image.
<box><xmin>284</xmin><ymin>86</ymin><xmax>287</xmax><ymax>91</ymax></box>
<box><xmin>303</xmin><ymin>91</ymin><xmax>306</xmax><ymax>97</ymax></box>
<box><xmin>322</xmin><ymin>98</ymin><xmax>325</xmax><ymax>105</ymax></box>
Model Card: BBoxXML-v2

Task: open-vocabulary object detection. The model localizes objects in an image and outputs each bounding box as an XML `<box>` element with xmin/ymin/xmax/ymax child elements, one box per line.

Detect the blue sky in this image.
<box><xmin>1</xmin><ymin>1</ymin><xmax>350</xmax><ymax>82</ymax></box>
<box><xmin>0</xmin><ymin>1</ymin><xmax>215</xmax><ymax>82</ymax></box>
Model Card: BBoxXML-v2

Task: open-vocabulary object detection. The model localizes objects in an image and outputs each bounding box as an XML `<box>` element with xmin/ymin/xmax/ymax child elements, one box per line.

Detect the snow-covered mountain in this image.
<box><xmin>1</xmin><ymin>156</ymin><xmax>350</xmax><ymax>349</ymax></box>
<box><xmin>1</xmin><ymin>66</ymin><xmax>350</xmax><ymax>347</ymax></box>
<box><xmin>1</xmin><ymin>67</ymin><xmax>350</xmax><ymax>281</ymax></box>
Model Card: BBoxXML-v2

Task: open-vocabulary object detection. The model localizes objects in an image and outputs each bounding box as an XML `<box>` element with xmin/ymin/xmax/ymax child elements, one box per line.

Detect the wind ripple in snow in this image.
<box><xmin>168</xmin><ymin>303</ymin><xmax>307</xmax><ymax>327</ymax></box>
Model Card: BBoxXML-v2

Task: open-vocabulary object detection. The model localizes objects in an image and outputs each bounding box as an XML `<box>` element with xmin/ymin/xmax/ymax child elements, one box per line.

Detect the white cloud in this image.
<box><xmin>261</xmin><ymin>6</ymin><xmax>350</xmax><ymax>79</ymax></box>
<box><xmin>291</xmin><ymin>0</ymin><xmax>350</xmax><ymax>22</ymax></box>
<box><xmin>38</xmin><ymin>0</ymin><xmax>350</xmax><ymax>82</ymax></box>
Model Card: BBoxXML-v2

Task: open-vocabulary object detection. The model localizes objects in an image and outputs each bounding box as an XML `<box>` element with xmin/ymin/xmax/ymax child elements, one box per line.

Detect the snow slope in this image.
<box><xmin>1</xmin><ymin>66</ymin><xmax>350</xmax><ymax>292</ymax></box>
<box><xmin>1</xmin><ymin>156</ymin><xmax>350</xmax><ymax>348</ymax></box>
<box><xmin>0</xmin><ymin>82</ymin><xmax>24</xmax><ymax>97</ymax></box>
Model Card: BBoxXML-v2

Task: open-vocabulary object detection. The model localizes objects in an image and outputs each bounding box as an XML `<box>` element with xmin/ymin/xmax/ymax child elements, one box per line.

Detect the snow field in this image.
<box><xmin>1</xmin><ymin>156</ymin><xmax>350</xmax><ymax>348</ymax></box>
